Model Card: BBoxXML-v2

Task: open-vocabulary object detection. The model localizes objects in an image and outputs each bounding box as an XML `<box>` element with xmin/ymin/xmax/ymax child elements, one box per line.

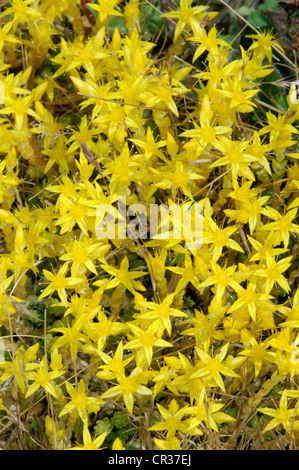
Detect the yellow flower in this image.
<box><xmin>99</xmin><ymin>256</ymin><xmax>148</xmax><ymax>294</ymax></box>
<box><xmin>0</xmin><ymin>0</ymin><xmax>41</xmax><ymax>30</ymax></box>
<box><xmin>154</xmin><ymin>437</ymin><xmax>181</xmax><ymax>450</ymax></box>
<box><xmin>0</xmin><ymin>398</ymin><xmax>8</xmax><ymax>414</ymax></box>
<box><xmin>279</xmin><ymin>288</ymin><xmax>299</xmax><ymax>328</ymax></box>
<box><xmin>248</xmin><ymin>233</ymin><xmax>287</xmax><ymax>262</ymax></box>
<box><xmin>55</xmin><ymin>199</ymin><xmax>94</xmax><ymax>235</ymax></box>
<box><xmin>203</xmin><ymin>216</ymin><xmax>243</xmax><ymax>262</ymax></box>
<box><xmin>247</xmin><ymin>30</ymin><xmax>284</xmax><ymax>63</ymax></box>
<box><xmin>165</xmin><ymin>0</ymin><xmax>212</xmax><ymax>42</ymax></box>
<box><xmin>239</xmin><ymin>330</ymin><xmax>273</xmax><ymax>378</ymax></box>
<box><xmin>40</xmin><ymin>264</ymin><xmax>84</xmax><ymax>306</ymax></box>
<box><xmin>149</xmin><ymin>399</ymin><xmax>189</xmax><ymax>439</ymax></box>
<box><xmin>87</xmin><ymin>0</ymin><xmax>122</xmax><ymax>23</ymax></box>
<box><xmin>0</xmin><ymin>343</ymin><xmax>39</xmax><ymax>394</ymax></box>
<box><xmin>227</xmin><ymin>281</ymin><xmax>273</xmax><ymax>322</ymax></box>
<box><xmin>25</xmin><ymin>355</ymin><xmax>64</xmax><ymax>399</ymax></box>
<box><xmin>50</xmin><ymin>320</ymin><xmax>89</xmax><ymax>359</ymax></box>
<box><xmin>219</xmin><ymin>77</ymin><xmax>258</xmax><ymax>113</ymax></box>
<box><xmin>180</xmin><ymin>94</ymin><xmax>231</xmax><ymax>147</ymax></box>
<box><xmin>130</xmin><ymin>126</ymin><xmax>167</xmax><ymax>162</ymax></box>
<box><xmin>112</xmin><ymin>437</ymin><xmax>125</xmax><ymax>450</ymax></box>
<box><xmin>0</xmin><ymin>95</ymin><xmax>39</xmax><ymax>129</ymax></box>
<box><xmin>60</xmin><ymin>238</ymin><xmax>110</xmax><ymax>276</ymax></box>
<box><xmin>199</xmin><ymin>261</ymin><xmax>240</xmax><ymax>304</ymax></box>
<box><xmin>59</xmin><ymin>379</ymin><xmax>105</xmax><ymax>425</ymax></box>
<box><xmin>258</xmin><ymin>208</ymin><xmax>299</xmax><ymax>248</ymax></box>
<box><xmin>136</xmin><ymin>292</ymin><xmax>188</xmax><ymax>335</ymax></box>
<box><xmin>258</xmin><ymin>392</ymin><xmax>299</xmax><ymax>435</ymax></box>
<box><xmin>68</xmin><ymin>425</ymin><xmax>107</xmax><ymax>450</ymax></box>
<box><xmin>188</xmin><ymin>25</ymin><xmax>229</xmax><ymax>62</ymax></box>
<box><xmin>181</xmin><ymin>308</ymin><xmax>225</xmax><ymax>347</ymax></box>
<box><xmin>210</xmin><ymin>138</ymin><xmax>257</xmax><ymax>181</ymax></box>
<box><xmin>45</xmin><ymin>415</ymin><xmax>65</xmax><ymax>450</ymax></box>
<box><xmin>124</xmin><ymin>321</ymin><xmax>173</xmax><ymax>365</ymax></box>
<box><xmin>255</xmin><ymin>253</ymin><xmax>292</xmax><ymax>295</ymax></box>
<box><xmin>144</xmin><ymin>71</ymin><xmax>188</xmax><ymax>117</ymax></box>
<box><xmin>101</xmin><ymin>367</ymin><xmax>152</xmax><ymax>415</ymax></box>
<box><xmin>83</xmin><ymin>311</ymin><xmax>127</xmax><ymax>351</ymax></box>
<box><xmin>96</xmin><ymin>340</ymin><xmax>133</xmax><ymax>380</ymax></box>
<box><xmin>259</xmin><ymin>112</ymin><xmax>299</xmax><ymax>152</ymax></box>
<box><xmin>0</xmin><ymin>21</ymin><xmax>20</xmax><ymax>52</ymax></box>
<box><xmin>190</xmin><ymin>343</ymin><xmax>239</xmax><ymax>391</ymax></box>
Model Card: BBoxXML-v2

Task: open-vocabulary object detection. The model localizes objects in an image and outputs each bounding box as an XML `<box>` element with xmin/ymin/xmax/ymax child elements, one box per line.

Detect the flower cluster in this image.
<box><xmin>1</xmin><ymin>0</ymin><xmax>299</xmax><ymax>451</ymax></box>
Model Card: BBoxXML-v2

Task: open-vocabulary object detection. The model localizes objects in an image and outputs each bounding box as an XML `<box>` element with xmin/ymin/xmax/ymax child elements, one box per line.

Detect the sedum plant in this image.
<box><xmin>1</xmin><ymin>0</ymin><xmax>299</xmax><ymax>451</ymax></box>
